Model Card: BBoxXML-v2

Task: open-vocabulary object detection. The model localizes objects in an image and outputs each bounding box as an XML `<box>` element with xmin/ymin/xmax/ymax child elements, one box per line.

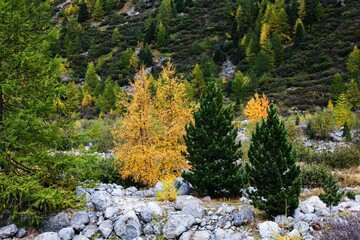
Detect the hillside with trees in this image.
<box><xmin>1</xmin><ymin>0</ymin><xmax>360</xmax><ymax>239</ymax></box>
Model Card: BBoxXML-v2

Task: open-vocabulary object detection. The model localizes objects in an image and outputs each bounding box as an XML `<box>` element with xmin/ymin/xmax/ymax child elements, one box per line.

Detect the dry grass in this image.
<box><xmin>335</xmin><ymin>166</ymin><xmax>360</xmax><ymax>188</ymax></box>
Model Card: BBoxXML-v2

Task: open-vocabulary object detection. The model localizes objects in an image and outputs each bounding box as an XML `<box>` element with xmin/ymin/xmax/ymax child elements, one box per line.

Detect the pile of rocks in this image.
<box><xmin>1</xmin><ymin>182</ymin><xmax>360</xmax><ymax>240</ymax></box>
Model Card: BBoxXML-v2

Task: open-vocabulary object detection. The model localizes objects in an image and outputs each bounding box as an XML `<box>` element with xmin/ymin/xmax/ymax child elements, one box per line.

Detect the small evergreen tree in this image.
<box><xmin>342</xmin><ymin>122</ymin><xmax>352</xmax><ymax>142</ymax></box>
<box><xmin>93</xmin><ymin>0</ymin><xmax>104</xmax><ymax>20</ymax></box>
<box><xmin>111</xmin><ymin>27</ymin><xmax>121</xmax><ymax>46</ymax></box>
<box><xmin>156</xmin><ymin>21</ymin><xmax>166</xmax><ymax>47</ymax></box>
<box><xmin>77</xmin><ymin>2</ymin><xmax>89</xmax><ymax>23</ymax></box>
<box><xmin>347</xmin><ymin>45</ymin><xmax>360</xmax><ymax>82</ymax></box>
<box><xmin>191</xmin><ymin>64</ymin><xmax>206</xmax><ymax>99</ymax></box>
<box><xmin>320</xmin><ymin>176</ymin><xmax>343</xmax><ymax>216</ymax></box>
<box><xmin>182</xmin><ymin>81</ymin><xmax>244</xmax><ymax>197</ymax></box>
<box><xmin>139</xmin><ymin>44</ymin><xmax>153</xmax><ymax>67</ymax></box>
<box><xmin>97</xmin><ymin>80</ymin><xmax>116</xmax><ymax>113</ymax></box>
<box><xmin>346</xmin><ymin>79</ymin><xmax>360</xmax><ymax>108</ymax></box>
<box><xmin>85</xmin><ymin>62</ymin><xmax>99</xmax><ymax>94</ymax></box>
<box><xmin>293</xmin><ymin>18</ymin><xmax>305</xmax><ymax>47</ymax></box>
<box><xmin>246</xmin><ymin>104</ymin><xmax>301</xmax><ymax>217</ymax></box>
<box><xmin>329</xmin><ymin>73</ymin><xmax>346</xmax><ymax>98</ymax></box>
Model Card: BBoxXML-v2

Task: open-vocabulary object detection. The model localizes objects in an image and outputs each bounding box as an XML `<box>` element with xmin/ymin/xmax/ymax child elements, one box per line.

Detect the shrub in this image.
<box><xmin>318</xmin><ymin>214</ymin><xmax>360</xmax><ymax>240</ymax></box>
<box><xmin>346</xmin><ymin>191</ymin><xmax>356</xmax><ymax>200</ymax></box>
<box><xmin>301</xmin><ymin>164</ymin><xmax>333</xmax><ymax>188</ymax></box>
<box><xmin>306</xmin><ymin>109</ymin><xmax>335</xmax><ymax>140</ymax></box>
<box><xmin>311</xmin><ymin>146</ymin><xmax>360</xmax><ymax>169</ymax></box>
<box><xmin>156</xmin><ymin>176</ymin><xmax>178</xmax><ymax>202</ymax></box>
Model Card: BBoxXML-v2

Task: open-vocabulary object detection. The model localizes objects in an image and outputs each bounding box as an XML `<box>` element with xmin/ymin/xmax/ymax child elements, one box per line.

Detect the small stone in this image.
<box><xmin>154</xmin><ymin>182</ymin><xmax>164</xmax><ymax>192</ymax></box>
<box><xmin>114</xmin><ymin>211</ymin><xmax>141</xmax><ymax>240</ymax></box>
<box><xmin>181</xmin><ymin>200</ymin><xmax>205</xmax><ymax>219</ymax></box>
<box><xmin>145</xmin><ymin>202</ymin><xmax>163</xmax><ymax>216</ymax></box>
<box><xmin>143</xmin><ymin>224</ymin><xmax>154</xmax><ymax>235</ymax></box>
<box><xmin>16</xmin><ymin>228</ymin><xmax>27</xmax><ymax>238</ymax></box>
<box><xmin>88</xmin><ymin>211</ymin><xmax>97</xmax><ymax>224</ymax></box>
<box><xmin>233</xmin><ymin>214</ymin><xmax>243</xmax><ymax>227</ymax></box>
<box><xmin>258</xmin><ymin>221</ymin><xmax>280</xmax><ymax>239</ymax></box>
<box><xmin>104</xmin><ymin>206</ymin><xmax>120</xmax><ymax>219</ymax></box>
<box><xmin>288</xmin><ymin>229</ymin><xmax>301</xmax><ymax>239</ymax></box>
<box><xmin>72</xmin><ymin>236</ymin><xmax>89</xmax><ymax>240</ymax></box>
<box><xmin>82</xmin><ymin>225</ymin><xmax>98</xmax><ymax>238</ymax></box>
<box><xmin>125</xmin><ymin>187</ymin><xmax>138</xmax><ymax>196</ymax></box>
<box><xmin>99</xmin><ymin>220</ymin><xmax>113</xmax><ymax>238</ymax></box>
<box><xmin>58</xmin><ymin>227</ymin><xmax>75</xmax><ymax>240</ymax></box>
<box><xmin>36</xmin><ymin>232</ymin><xmax>61</xmax><ymax>240</ymax></box>
<box><xmin>71</xmin><ymin>211</ymin><xmax>89</xmax><ymax>231</ymax></box>
<box><xmin>180</xmin><ymin>230</ymin><xmax>211</xmax><ymax>240</ymax></box>
<box><xmin>300</xmin><ymin>204</ymin><xmax>315</xmax><ymax>214</ymax></box>
<box><xmin>139</xmin><ymin>210</ymin><xmax>152</xmax><ymax>223</ymax></box>
<box><xmin>238</xmin><ymin>206</ymin><xmax>255</xmax><ymax>223</ymax></box>
<box><xmin>111</xmin><ymin>188</ymin><xmax>124</xmax><ymax>197</ymax></box>
<box><xmin>90</xmin><ymin>191</ymin><xmax>114</xmax><ymax>211</ymax></box>
<box><xmin>40</xmin><ymin>212</ymin><xmax>70</xmax><ymax>233</ymax></box>
<box><xmin>294</xmin><ymin>221</ymin><xmax>310</xmax><ymax>234</ymax></box>
<box><xmin>163</xmin><ymin>214</ymin><xmax>196</xmax><ymax>239</ymax></box>
<box><xmin>0</xmin><ymin>224</ymin><xmax>18</xmax><ymax>238</ymax></box>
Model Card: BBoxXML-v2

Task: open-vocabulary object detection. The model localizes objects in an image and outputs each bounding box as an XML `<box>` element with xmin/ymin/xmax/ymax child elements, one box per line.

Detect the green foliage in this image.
<box><xmin>306</xmin><ymin>109</ymin><xmax>334</xmax><ymax>140</ymax></box>
<box><xmin>346</xmin><ymin>190</ymin><xmax>356</xmax><ymax>200</ymax></box>
<box><xmin>85</xmin><ymin>62</ymin><xmax>99</xmax><ymax>94</ymax></box>
<box><xmin>93</xmin><ymin>0</ymin><xmax>104</xmax><ymax>20</ymax></box>
<box><xmin>301</xmin><ymin>164</ymin><xmax>333</xmax><ymax>188</ymax></box>
<box><xmin>139</xmin><ymin>44</ymin><xmax>153</xmax><ymax>67</ymax></box>
<box><xmin>330</xmin><ymin>73</ymin><xmax>346</xmax><ymax>98</ymax></box>
<box><xmin>342</xmin><ymin>121</ymin><xmax>352</xmax><ymax>142</ymax></box>
<box><xmin>156</xmin><ymin>21</ymin><xmax>167</xmax><ymax>47</ymax></box>
<box><xmin>231</xmin><ymin>70</ymin><xmax>250</xmax><ymax>102</ymax></box>
<box><xmin>293</xmin><ymin>18</ymin><xmax>305</xmax><ymax>47</ymax></box>
<box><xmin>97</xmin><ymin>80</ymin><xmax>116</xmax><ymax>114</ymax></box>
<box><xmin>182</xmin><ymin>81</ymin><xmax>244</xmax><ymax>197</ymax></box>
<box><xmin>0</xmin><ymin>0</ymin><xmax>80</xmax><ymax>226</ymax></box>
<box><xmin>111</xmin><ymin>27</ymin><xmax>121</xmax><ymax>46</ymax></box>
<box><xmin>77</xmin><ymin>2</ymin><xmax>90</xmax><ymax>23</ymax></box>
<box><xmin>157</xmin><ymin>0</ymin><xmax>172</xmax><ymax>25</ymax></box>
<box><xmin>347</xmin><ymin>45</ymin><xmax>360</xmax><ymax>81</ymax></box>
<box><xmin>346</xmin><ymin>79</ymin><xmax>360</xmax><ymax>108</ymax></box>
<box><xmin>320</xmin><ymin>175</ymin><xmax>343</xmax><ymax>208</ymax></box>
<box><xmin>246</xmin><ymin>104</ymin><xmax>301</xmax><ymax>217</ymax></box>
<box><xmin>191</xmin><ymin>64</ymin><xmax>206</xmax><ymax>99</ymax></box>
<box><xmin>311</xmin><ymin>147</ymin><xmax>360</xmax><ymax>169</ymax></box>
<box><xmin>333</xmin><ymin>94</ymin><xmax>355</xmax><ymax>128</ymax></box>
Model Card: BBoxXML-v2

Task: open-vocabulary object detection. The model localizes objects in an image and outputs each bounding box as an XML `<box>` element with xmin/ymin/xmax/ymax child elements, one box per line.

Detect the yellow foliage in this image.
<box><xmin>65</xmin><ymin>4</ymin><xmax>79</xmax><ymax>16</ymax></box>
<box><xmin>333</xmin><ymin>93</ymin><xmax>355</xmax><ymax>128</ymax></box>
<box><xmin>244</xmin><ymin>93</ymin><xmax>270</xmax><ymax>121</ymax></box>
<box><xmin>156</xmin><ymin>176</ymin><xmax>178</xmax><ymax>202</ymax></box>
<box><xmin>327</xmin><ymin>99</ymin><xmax>334</xmax><ymax>110</ymax></box>
<box><xmin>82</xmin><ymin>92</ymin><xmax>94</xmax><ymax>108</ymax></box>
<box><xmin>114</xmin><ymin>64</ymin><xmax>195</xmax><ymax>186</ymax></box>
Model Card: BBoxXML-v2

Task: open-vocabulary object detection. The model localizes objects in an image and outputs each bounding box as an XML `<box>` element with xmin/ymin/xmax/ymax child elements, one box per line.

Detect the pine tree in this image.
<box><xmin>329</xmin><ymin>73</ymin><xmax>346</xmax><ymax>98</ymax></box>
<box><xmin>293</xmin><ymin>18</ymin><xmax>305</xmax><ymax>47</ymax></box>
<box><xmin>97</xmin><ymin>80</ymin><xmax>116</xmax><ymax>113</ymax></box>
<box><xmin>342</xmin><ymin>122</ymin><xmax>352</xmax><ymax>142</ymax></box>
<box><xmin>157</xmin><ymin>0</ymin><xmax>172</xmax><ymax>25</ymax></box>
<box><xmin>111</xmin><ymin>27</ymin><xmax>121</xmax><ymax>46</ymax></box>
<box><xmin>347</xmin><ymin>45</ymin><xmax>360</xmax><ymax>82</ymax></box>
<box><xmin>346</xmin><ymin>79</ymin><xmax>360</xmax><ymax>108</ymax></box>
<box><xmin>191</xmin><ymin>64</ymin><xmax>206</xmax><ymax>99</ymax></box>
<box><xmin>93</xmin><ymin>0</ymin><xmax>104</xmax><ymax>20</ymax></box>
<box><xmin>144</xmin><ymin>19</ymin><xmax>157</xmax><ymax>45</ymax></box>
<box><xmin>270</xmin><ymin>33</ymin><xmax>284</xmax><ymax>66</ymax></box>
<box><xmin>156</xmin><ymin>21</ymin><xmax>166</xmax><ymax>47</ymax></box>
<box><xmin>182</xmin><ymin>81</ymin><xmax>244</xmax><ymax>197</ymax></box>
<box><xmin>77</xmin><ymin>2</ymin><xmax>89</xmax><ymax>23</ymax></box>
<box><xmin>84</xmin><ymin>62</ymin><xmax>99</xmax><ymax>93</ymax></box>
<box><xmin>320</xmin><ymin>176</ymin><xmax>343</xmax><ymax>216</ymax></box>
<box><xmin>139</xmin><ymin>44</ymin><xmax>153</xmax><ymax>67</ymax></box>
<box><xmin>246</xmin><ymin>104</ymin><xmax>301</xmax><ymax>217</ymax></box>
<box><xmin>231</xmin><ymin>70</ymin><xmax>250</xmax><ymax>102</ymax></box>
<box><xmin>298</xmin><ymin>0</ymin><xmax>306</xmax><ymax>21</ymax></box>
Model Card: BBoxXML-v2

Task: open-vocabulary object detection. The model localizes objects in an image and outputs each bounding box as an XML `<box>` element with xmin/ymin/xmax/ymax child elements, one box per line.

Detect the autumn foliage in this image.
<box><xmin>114</xmin><ymin>63</ymin><xmax>195</xmax><ymax>186</ymax></box>
<box><xmin>244</xmin><ymin>93</ymin><xmax>270</xmax><ymax>121</ymax></box>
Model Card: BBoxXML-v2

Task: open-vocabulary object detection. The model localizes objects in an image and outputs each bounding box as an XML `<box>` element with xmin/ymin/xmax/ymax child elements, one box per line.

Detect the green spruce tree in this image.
<box><xmin>182</xmin><ymin>81</ymin><xmax>244</xmax><ymax>197</ymax></box>
<box><xmin>111</xmin><ymin>27</ymin><xmax>121</xmax><ymax>46</ymax></box>
<box><xmin>139</xmin><ymin>44</ymin><xmax>153</xmax><ymax>67</ymax></box>
<box><xmin>77</xmin><ymin>2</ymin><xmax>89</xmax><ymax>23</ymax></box>
<box><xmin>93</xmin><ymin>0</ymin><xmax>104</xmax><ymax>20</ymax></box>
<box><xmin>85</xmin><ymin>62</ymin><xmax>99</xmax><ymax>93</ymax></box>
<box><xmin>329</xmin><ymin>73</ymin><xmax>346</xmax><ymax>98</ymax></box>
<box><xmin>320</xmin><ymin>176</ymin><xmax>343</xmax><ymax>216</ymax></box>
<box><xmin>246</xmin><ymin>104</ymin><xmax>301</xmax><ymax>217</ymax></box>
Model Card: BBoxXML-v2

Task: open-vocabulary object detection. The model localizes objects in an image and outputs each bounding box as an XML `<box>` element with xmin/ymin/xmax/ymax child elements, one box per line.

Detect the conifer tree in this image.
<box><xmin>139</xmin><ymin>44</ymin><xmax>153</xmax><ymax>67</ymax></box>
<box><xmin>182</xmin><ymin>81</ymin><xmax>244</xmax><ymax>197</ymax></box>
<box><xmin>270</xmin><ymin>33</ymin><xmax>284</xmax><ymax>66</ymax></box>
<box><xmin>77</xmin><ymin>2</ymin><xmax>89</xmax><ymax>23</ymax></box>
<box><xmin>329</xmin><ymin>73</ymin><xmax>346</xmax><ymax>98</ymax></box>
<box><xmin>84</xmin><ymin>62</ymin><xmax>99</xmax><ymax>94</ymax></box>
<box><xmin>320</xmin><ymin>176</ymin><xmax>343</xmax><ymax>216</ymax></box>
<box><xmin>333</xmin><ymin>94</ymin><xmax>355</xmax><ymax>128</ymax></box>
<box><xmin>293</xmin><ymin>18</ymin><xmax>305</xmax><ymax>47</ymax></box>
<box><xmin>157</xmin><ymin>0</ymin><xmax>172</xmax><ymax>25</ymax></box>
<box><xmin>0</xmin><ymin>0</ymin><xmax>79</xmax><ymax>224</ymax></box>
<box><xmin>111</xmin><ymin>27</ymin><xmax>121</xmax><ymax>46</ymax></box>
<box><xmin>298</xmin><ymin>0</ymin><xmax>306</xmax><ymax>21</ymax></box>
<box><xmin>231</xmin><ymin>70</ymin><xmax>250</xmax><ymax>102</ymax></box>
<box><xmin>93</xmin><ymin>0</ymin><xmax>104</xmax><ymax>20</ymax></box>
<box><xmin>191</xmin><ymin>64</ymin><xmax>206</xmax><ymax>99</ymax></box>
<box><xmin>246</xmin><ymin>104</ymin><xmax>301</xmax><ymax>217</ymax></box>
<box><xmin>347</xmin><ymin>45</ymin><xmax>360</xmax><ymax>82</ymax></box>
<box><xmin>346</xmin><ymin>79</ymin><xmax>360</xmax><ymax>108</ymax></box>
<box><xmin>144</xmin><ymin>19</ymin><xmax>157</xmax><ymax>45</ymax></box>
<box><xmin>97</xmin><ymin>80</ymin><xmax>116</xmax><ymax>113</ymax></box>
<box><xmin>244</xmin><ymin>93</ymin><xmax>270</xmax><ymax>121</ymax></box>
<box><xmin>156</xmin><ymin>21</ymin><xmax>166</xmax><ymax>47</ymax></box>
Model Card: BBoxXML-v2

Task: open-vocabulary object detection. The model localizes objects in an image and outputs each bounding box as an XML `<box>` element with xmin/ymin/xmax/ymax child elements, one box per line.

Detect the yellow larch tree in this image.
<box><xmin>154</xmin><ymin>62</ymin><xmax>195</xmax><ymax>179</ymax></box>
<box><xmin>333</xmin><ymin>93</ymin><xmax>355</xmax><ymax>128</ymax></box>
<box><xmin>114</xmin><ymin>68</ymin><xmax>161</xmax><ymax>185</ymax></box>
<box><xmin>244</xmin><ymin>93</ymin><xmax>270</xmax><ymax>121</ymax></box>
<box><xmin>114</xmin><ymin>64</ymin><xmax>195</xmax><ymax>186</ymax></box>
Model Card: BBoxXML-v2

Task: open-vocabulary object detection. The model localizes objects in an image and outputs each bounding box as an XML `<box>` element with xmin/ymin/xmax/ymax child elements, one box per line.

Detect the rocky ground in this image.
<box><xmin>1</xmin><ymin>180</ymin><xmax>360</xmax><ymax>240</ymax></box>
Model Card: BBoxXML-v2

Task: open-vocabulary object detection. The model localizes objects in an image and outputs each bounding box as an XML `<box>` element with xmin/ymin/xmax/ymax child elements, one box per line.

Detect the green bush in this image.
<box><xmin>301</xmin><ymin>164</ymin><xmax>334</xmax><ymax>188</ymax></box>
<box><xmin>306</xmin><ymin>109</ymin><xmax>335</xmax><ymax>140</ymax></box>
<box><xmin>306</xmin><ymin>146</ymin><xmax>360</xmax><ymax>169</ymax></box>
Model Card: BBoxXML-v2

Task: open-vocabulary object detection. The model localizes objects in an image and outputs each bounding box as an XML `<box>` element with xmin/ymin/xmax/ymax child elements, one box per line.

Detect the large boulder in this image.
<box><xmin>71</xmin><ymin>211</ymin><xmax>89</xmax><ymax>231</ymax></box>
<box><xmin>104</xmin><ymin>206</ymin><xmax>120</xmax><ymax>219</ymax></box>
<box><xmin>174</xmin><ymin>178</ymin><xmax>192</xmax><ymax>196</ymax></box>
<box><xmin>0</xmin><ymin>224</ymin><xmax>18</xmax><ymax>238</ymax></box>
<box><xmin>36</xmin><ymin>232</ymin><xmax>61</xmax><ymax>240</ymax></box>
<box><xmin>175</xmin><ymin>195</ymin><xmax>202</xmax><ymax>210</ymax></box>
<box><xmin>180</xmin><ymin>230</ymin><xmax>211</xmax><ymax>240</ymax></box>
<box><xmin>39</xmin><ymin>212</ymin><xmax>70</xmax><ymax>232</ymax></box>
<box><xmin>114</xmin><ymin>211</ymin><xmax>142</xmax><ymax>240</ymax></box>
<box><xmin>82</xmin><ymin>225</ymin><xmax>98</xmax><ymax>238</ymax></box>
<box><xmin>72</xmin><ymin>235</ymin><xmax>89</xmax><ymax>240</ymax></box>
<box><xmin>258</xmin><ymin>221</ymin><xmax>280</xmax><ymax>239</ymax></box>
<box><xmin>145</xmin><ymin>202</ymin><xmax>163</xmax><ymax>216</ymax></box>
<box><xmin>90</xmin><ymin>191</ymin><xmax>114</xmax><ymax>211</ymax></box>
<box><xmin>163</xmin><ymin>214</ymin><xmax>195</xmax><ymax>239</ymax></box>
